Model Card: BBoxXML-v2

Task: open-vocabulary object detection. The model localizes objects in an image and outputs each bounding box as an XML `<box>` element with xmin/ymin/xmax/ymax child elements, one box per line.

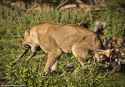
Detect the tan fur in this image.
<box><xmin>23</xmin><ymin>23</ymin><xmax>102</xmax><ymax>73</ymax></box>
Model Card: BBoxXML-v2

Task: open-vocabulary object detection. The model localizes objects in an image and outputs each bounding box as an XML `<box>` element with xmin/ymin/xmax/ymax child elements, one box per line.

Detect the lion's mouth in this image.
<box><xmin>23</xmin><ymin>44</ymin><xmax>30</xmax><ymax>48</ymax></box>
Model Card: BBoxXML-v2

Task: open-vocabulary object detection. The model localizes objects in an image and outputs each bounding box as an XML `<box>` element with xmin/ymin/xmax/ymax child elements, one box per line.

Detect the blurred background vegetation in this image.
<box><xmin>0</xmin><ymin>0</ymin><xmax>125</xmax><ymax>86</ymax></box>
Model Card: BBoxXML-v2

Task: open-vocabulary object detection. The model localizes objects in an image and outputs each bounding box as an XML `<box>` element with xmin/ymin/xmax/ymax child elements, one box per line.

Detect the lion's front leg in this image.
<box><xmin>44</xmin><ymin>49</ymin><xmax>62</xmax><ymax>74</ymax></box>
<box><xmin>72</xmin><ymin>42</ymin><xmax>89</xmax><ymax>66</ymax></box>
<box><xmin>51</xmin><ymin>60</ymin><xmax>58</xmax><ymax>72</ymax></box>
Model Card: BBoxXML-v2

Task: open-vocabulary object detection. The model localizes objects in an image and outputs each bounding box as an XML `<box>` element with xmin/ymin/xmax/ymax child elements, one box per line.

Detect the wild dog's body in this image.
<box><xmin>23</xmin><ymin>23</ymin><xmax>102</xmax><ymax>73</ymax></box>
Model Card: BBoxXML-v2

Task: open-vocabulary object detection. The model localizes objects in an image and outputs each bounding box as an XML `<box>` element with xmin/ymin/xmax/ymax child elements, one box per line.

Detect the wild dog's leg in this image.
<box><xmin>72</xmin><ymin>42</ymin><xmax>89</xmax><ymax>66</ymax></box>
<box><xmin>44</xmin><ymin>49</ymin><xmax>62</xmax><ymax>74</ymax></box>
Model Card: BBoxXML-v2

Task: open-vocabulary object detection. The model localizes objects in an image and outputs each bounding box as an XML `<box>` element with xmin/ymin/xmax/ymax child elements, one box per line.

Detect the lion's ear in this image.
<box><xmin>24</xmin><ymin>29</ymin><xmax>30</xmax><ymax>37</ymax></box>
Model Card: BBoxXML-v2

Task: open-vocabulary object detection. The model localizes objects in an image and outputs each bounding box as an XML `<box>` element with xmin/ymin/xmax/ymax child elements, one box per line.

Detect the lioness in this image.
<box><xmin>22</xmin><ymin>22</ymin><xmax>105</xmax><ymax>73</ymax></box>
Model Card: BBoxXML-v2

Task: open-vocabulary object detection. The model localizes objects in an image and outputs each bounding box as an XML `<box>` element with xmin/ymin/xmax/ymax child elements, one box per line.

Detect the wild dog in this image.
<box><xmin>21</xmin><ymin>22</ymin><xmax>105</xmax><ymax>74</ymax></box>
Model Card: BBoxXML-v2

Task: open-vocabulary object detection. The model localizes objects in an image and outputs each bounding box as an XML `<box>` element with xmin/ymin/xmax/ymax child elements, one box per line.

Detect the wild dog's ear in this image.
<box><xmin>94</xmin><ymin>21</ymin><xmax>106</xmax><ymax>35</ymax></box>
<box><xmin>79</xmin><ymin>20</ymin><xmax>89</xmax><ymax>28</ymax></box>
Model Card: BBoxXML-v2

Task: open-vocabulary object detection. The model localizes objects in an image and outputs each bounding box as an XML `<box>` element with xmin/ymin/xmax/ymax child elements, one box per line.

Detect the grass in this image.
<box><xmin>0</xmin><ymin>1</ymin><xmax>125</xmax><ymax>86</ymax></box>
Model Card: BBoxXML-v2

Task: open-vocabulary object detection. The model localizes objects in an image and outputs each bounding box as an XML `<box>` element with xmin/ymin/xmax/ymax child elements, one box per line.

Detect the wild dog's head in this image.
<box><xmin>79</xmin><ymin>20</ymin><xmax>106</xmax><ymax>33</ymax></box>
<box><xmin>94</xmin><ymin>21</ymin><xmax>106</xmax><ymax>35</ymax></box>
